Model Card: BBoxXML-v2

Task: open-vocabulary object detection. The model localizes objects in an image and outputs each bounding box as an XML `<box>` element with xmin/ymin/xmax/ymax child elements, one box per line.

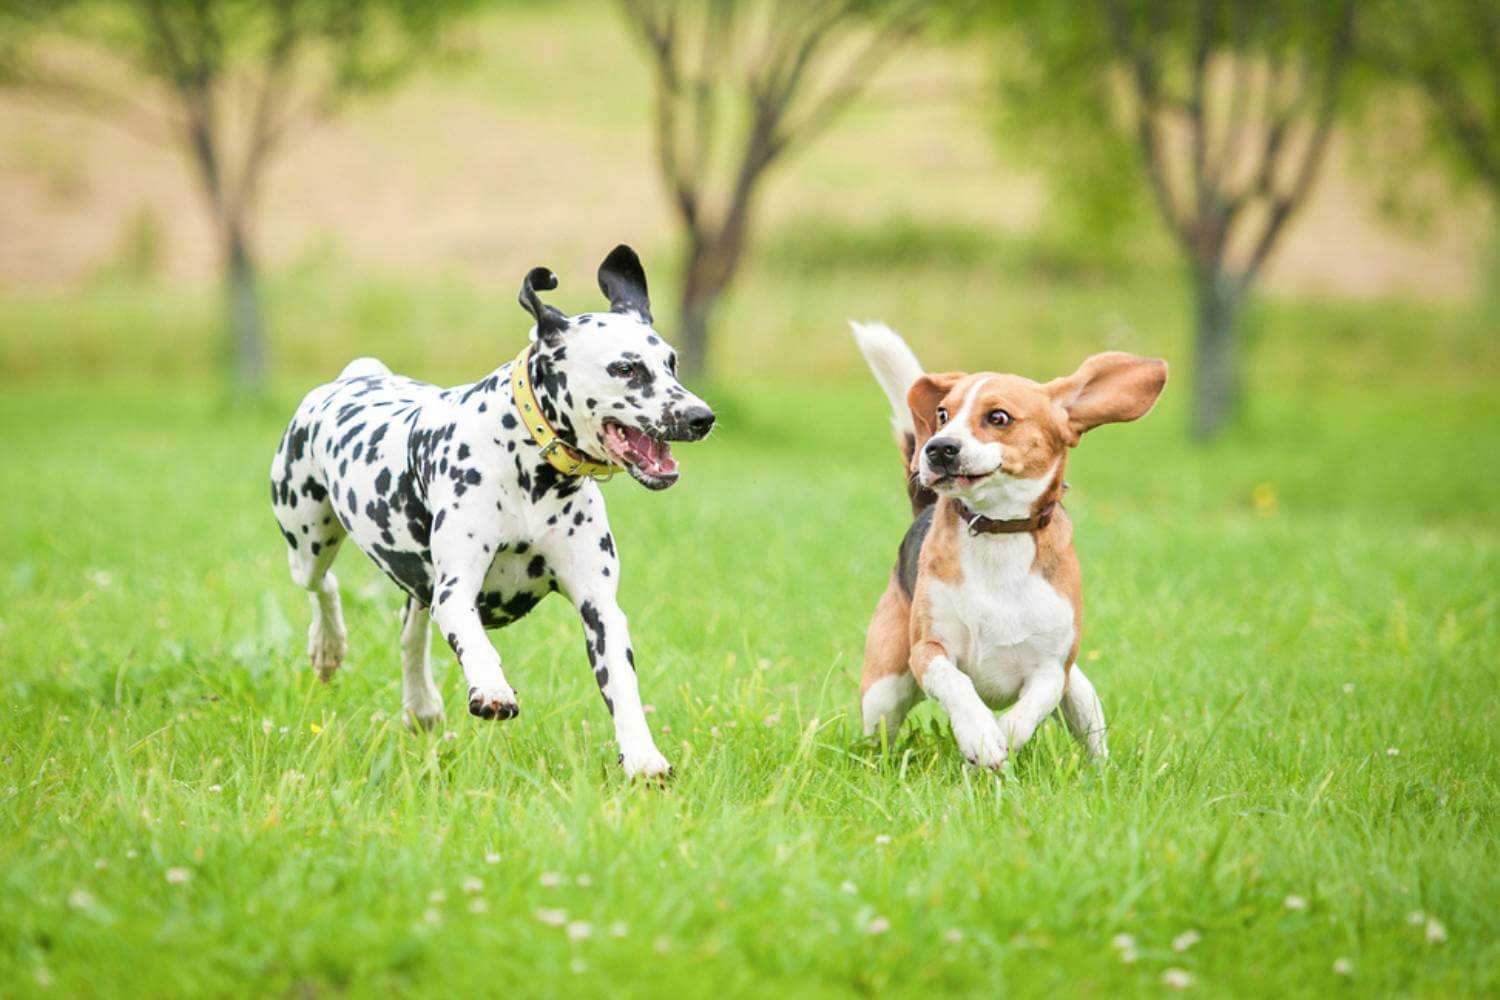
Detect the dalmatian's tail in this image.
<box><xmin>849</xmin><ymin>320</ymin><xmax>931</xmax><ymax>513</ymax></box>
<box><xmin>339</xmin><ymin>356</ymin><xmax>391</xmax><ymax>380</ymax></box>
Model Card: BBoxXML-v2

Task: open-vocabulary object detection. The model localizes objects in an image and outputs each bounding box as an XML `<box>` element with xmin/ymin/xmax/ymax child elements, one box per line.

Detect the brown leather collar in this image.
<box><xmin>957</xmin><ymin>480</ymin><xmax>1069</xmax><ymax>535</ymax></box>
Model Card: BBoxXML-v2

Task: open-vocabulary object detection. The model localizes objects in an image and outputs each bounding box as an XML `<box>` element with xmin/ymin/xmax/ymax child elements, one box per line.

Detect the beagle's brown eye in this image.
<box><xmin>988</xmin><ymin>409</ymin><xmax>1012</xmax><ymax>427</ymax></box>
<box><xmin>936</xmin><ymin>407</ymin><xmax>949</xmax><ymax>426</ymax></box>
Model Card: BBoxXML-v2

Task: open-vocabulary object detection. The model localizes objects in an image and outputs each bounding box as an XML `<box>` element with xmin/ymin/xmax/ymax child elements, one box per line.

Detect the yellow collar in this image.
<box><xmin>510</xmin><ymin>344</ymin><xmax>620</xmax><ymax>481</ymax></box>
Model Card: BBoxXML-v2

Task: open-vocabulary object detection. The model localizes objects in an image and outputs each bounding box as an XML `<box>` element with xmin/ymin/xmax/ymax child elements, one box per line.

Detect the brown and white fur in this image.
<box><xmin>850</xmin><ymin>322</ymin><xmax>1167</xmax><ymax>770</ymax></box>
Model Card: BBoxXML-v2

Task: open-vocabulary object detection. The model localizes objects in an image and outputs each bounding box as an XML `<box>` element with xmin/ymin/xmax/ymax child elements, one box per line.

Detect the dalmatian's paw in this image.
<box><xmin>468</xmin><ymin>685</ymin><xmax>519</xmax><ymax>720</ymax></box>
<box><xmin>620</xmin><ymin>745</ymin><xmax>673</xmax><ymax>782</ymax></box>
<box><xmin>308</xmin><ymin>625</ymin><xmax>347</xmax><ymax>682</ymax></box>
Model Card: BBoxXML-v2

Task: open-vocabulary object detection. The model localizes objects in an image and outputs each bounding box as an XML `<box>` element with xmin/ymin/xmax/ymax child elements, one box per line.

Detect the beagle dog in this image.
<box><xmin>850</xmin><ymin>322</ymin><xmax>1166</xmax><ymax>770</ymax></box>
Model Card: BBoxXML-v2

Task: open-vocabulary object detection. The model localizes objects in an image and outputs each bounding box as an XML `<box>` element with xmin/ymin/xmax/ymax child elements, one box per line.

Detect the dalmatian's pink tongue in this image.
<box><xmin>605</xmin><ymin>424</ymin><xmax>677</xmax><ymax>476</ymax></box>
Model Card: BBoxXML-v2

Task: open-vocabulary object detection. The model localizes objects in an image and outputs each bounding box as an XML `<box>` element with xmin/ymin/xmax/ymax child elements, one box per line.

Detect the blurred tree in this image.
<box><xmin>0</xmin><ymin>0</ymin><xmax>471</xmax><ymax>397</ymax></box>
<box><xmin>617</xmin><ymin>0</ymin><xmax>927</xmax><ymax>377</ymax></box>
<box><xmin>994</xmin><ymin>0</ymin><xmax>1356</xmax><ymax>439</ymax></box>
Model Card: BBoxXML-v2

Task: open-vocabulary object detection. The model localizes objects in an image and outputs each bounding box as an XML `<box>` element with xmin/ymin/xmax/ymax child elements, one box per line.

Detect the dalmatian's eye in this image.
<box><xmin>607</xmin><ymin>361</ymin><xmax>634</xmax><ymax>379</ymax></box>
<box><xmin>988</xmin><ymin>409</ymin><xmax>1012</xmax><ymax>427</ymax></box>
<box><xmin>936</xmin><ymin>407</ymin><xmax>948</xmax><ymax>426</ymax></box>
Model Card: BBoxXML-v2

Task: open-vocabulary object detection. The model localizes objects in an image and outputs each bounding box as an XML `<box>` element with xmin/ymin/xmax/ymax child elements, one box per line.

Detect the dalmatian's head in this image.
<box><xmin>518</xmin><ymin>246</ymin><xmax>715</xmax><ymax>490</ymax></box>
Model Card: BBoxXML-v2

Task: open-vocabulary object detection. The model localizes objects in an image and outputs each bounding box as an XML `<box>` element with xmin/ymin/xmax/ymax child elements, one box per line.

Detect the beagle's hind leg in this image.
<box><xmin>860</xmin><ymin>577</ymin><xmax>921</xmax><ymax>741</ymax></box>
<box><xmin>1059</xmin><ymin>665</ymin><xmax>1108</xmax><ymax>759</ymax></box>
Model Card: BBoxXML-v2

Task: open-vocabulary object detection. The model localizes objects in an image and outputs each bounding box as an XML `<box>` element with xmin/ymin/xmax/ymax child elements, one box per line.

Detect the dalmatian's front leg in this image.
<box><xmin>546</xmin><ymin>521</ymin><xmax>669</xmax><ymax>779</ymax></box>
<box><xmin>576</xmin><ymin>590</ymin><xmax>670</xmax><ymax>779</ymax></box>
<box><xmin>429</xmin><ymin>511</ymin><xmax>519</xmax><ymax>720</ymax></box>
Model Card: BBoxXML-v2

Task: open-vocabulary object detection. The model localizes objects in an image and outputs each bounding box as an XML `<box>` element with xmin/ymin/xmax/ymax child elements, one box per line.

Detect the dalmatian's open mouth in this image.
<box><xmin>603</xmin><ymin>421</ymin><xmax>679</xmax><ymax>490</ymax></box>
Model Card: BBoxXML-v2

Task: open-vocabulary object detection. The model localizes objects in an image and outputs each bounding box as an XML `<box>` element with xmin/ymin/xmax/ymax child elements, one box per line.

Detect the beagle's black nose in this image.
<box><xmin>924</xmin><ymin>437</ymin><xmax>960</xmax><ymax>469</ymax></box>
<box><xmin>684</xmin><ymin>405</ymin><xmax>715</xmax><ymax>439</ymax></box>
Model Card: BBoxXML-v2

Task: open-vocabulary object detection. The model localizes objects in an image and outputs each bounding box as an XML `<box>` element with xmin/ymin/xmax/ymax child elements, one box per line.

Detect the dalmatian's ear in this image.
<box><xmin>597</xmin><ymin>244</ymin><xmax>653</xmax><ymax>324</ymax></box>
<box><xmin>519</xmin><ymin>266</ymin><xmax>570</xmax><ymax>343</ymax></box>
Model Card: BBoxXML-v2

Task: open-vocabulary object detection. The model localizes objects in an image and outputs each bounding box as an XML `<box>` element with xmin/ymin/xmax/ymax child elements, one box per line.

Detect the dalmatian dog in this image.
<box><xmin>269</xmin><ymin>245</ymin><xmax>714</xmax><ymax>778</ymax></box>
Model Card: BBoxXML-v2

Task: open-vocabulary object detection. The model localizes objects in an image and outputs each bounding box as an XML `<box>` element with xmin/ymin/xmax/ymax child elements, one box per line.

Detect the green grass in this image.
<box><xmin>1</xmin><ymin>369</ymin><xmax>1495</xmax><ymax>996</ymax></box>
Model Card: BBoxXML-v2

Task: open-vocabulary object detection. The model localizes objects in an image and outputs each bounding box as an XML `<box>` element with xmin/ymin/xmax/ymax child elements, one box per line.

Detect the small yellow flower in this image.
<box><xmin>1252</xmin><ymin>483</ymin><xmax>1278</xmax><ymax>517</ymax></box>
<box><xmin>310</xmin><ymin>723</ymin><xmax>323</xmax><ymax>734</ymax></box>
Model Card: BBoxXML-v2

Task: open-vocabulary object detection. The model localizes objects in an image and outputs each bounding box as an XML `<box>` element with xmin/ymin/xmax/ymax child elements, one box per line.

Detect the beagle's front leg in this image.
<box><xmin>997</xmin><ymin>663</ymin><xmax>1066</xmax><ymax>756</ymax></box>
<box><xmin>911</xmin><ymin>638</ymin><xmax>1007</xmax><ymax>771</ymax></box>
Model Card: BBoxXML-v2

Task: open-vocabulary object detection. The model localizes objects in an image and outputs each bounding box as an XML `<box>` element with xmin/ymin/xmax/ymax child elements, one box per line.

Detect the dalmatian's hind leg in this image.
<box><xmin>400</xmin><ymin>598</ymin><xmax>444</xmax><ymax>730</ymax></box>
<box><xmin>271</xmin><ymin>452</ymin><xmax>348</xmax><ymax>681</ymax></box>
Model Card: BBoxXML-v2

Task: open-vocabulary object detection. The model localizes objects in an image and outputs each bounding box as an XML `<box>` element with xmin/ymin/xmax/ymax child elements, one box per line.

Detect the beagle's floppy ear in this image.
<box><xmin>597</xmin><ymin>244</ymin><xmax>652</xmax><ymax>324</ymax></box>
<box><xmin>1045</xmin><ymin>352</ymin><xmax>1167</xmax><ymax>444</ymax></box>
<box><xmin>518</xmin><ymin>266</ymin><xmax>570</xmax><ymax>343</ymax></box>
<box><xmin>906</xmin><ymin>372</ymin><xmax>963</xmax><ymax>466</ymax></box>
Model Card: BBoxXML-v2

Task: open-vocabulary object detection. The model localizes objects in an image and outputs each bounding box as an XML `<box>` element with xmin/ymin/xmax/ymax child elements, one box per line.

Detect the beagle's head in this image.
<box><xmin>909</xmin><ymin>353</ymin><xmax>1167</xmax><ymax>517</ymax></box>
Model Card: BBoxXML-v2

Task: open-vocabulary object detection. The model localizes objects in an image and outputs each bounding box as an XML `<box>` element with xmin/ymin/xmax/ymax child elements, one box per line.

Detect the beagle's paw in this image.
<box><xmin>953</xmin><ymin>716</ymin><xmax>1008</xmax><ymax>772</ymax></box>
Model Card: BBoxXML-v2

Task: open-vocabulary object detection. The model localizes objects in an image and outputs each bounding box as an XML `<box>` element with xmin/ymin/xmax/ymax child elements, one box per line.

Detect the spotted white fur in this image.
<box><xmin>270</xmin><ymin>247</ymin><xmax>713</xmax><ymax>779</ymax></box>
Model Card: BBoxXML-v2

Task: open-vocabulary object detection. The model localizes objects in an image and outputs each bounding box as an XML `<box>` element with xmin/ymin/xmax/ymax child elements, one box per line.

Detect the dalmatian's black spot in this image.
<box><xmin>579</xmin><ymin>600</ymin><xmax>607</xmax><ymax>662</ymax></box>
<box><xmin>372</xmin><ymin>543</ymin><xmax>433</xmax><ymax>603</ymax></box>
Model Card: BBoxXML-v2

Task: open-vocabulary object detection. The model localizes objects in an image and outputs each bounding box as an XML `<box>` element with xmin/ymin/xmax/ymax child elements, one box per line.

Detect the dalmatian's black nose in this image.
<box><xmin>684</xmin><ymin>406</ymin><xmax>715</xmax><ymax>439</ymax></box>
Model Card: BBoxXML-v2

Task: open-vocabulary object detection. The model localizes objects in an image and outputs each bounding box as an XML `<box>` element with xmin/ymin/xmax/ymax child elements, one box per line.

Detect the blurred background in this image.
<box><xmin>2</xmin><ymin>9</ymin><xmax>1497</xmax><ymax>991</ymax></box>
<box><xmin>1</xmin><ymin>0</ymin><xmax>1495</xmax><ymax>437</ymax></box>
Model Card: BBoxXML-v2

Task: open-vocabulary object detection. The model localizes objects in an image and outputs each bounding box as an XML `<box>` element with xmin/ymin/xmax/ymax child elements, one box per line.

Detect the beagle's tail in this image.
<box><xmin>849</xmin><ymin>321</ymin><xmax>931</xmax><ymax>513</ymax></box>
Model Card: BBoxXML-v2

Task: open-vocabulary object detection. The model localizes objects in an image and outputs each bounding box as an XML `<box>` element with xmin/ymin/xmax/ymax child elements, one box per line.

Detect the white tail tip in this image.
<box><xmin>849</xmin><ymin>320</ymin><xmax>922</xmax><ymax>436</ymax></box>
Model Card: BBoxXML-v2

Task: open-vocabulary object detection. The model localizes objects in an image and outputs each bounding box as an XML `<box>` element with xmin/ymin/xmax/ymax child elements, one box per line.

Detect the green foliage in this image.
<box><xmin>1354</xmin><ymin>0</ymin><xmax>1500</xmax><ymax>197</ymax></box>
<box><xmin>0</xmin><ymin>375</ymin><xmax>1496</xmax><ymax>994</ymax></box>
<box><xmin>0</xmin><ymin>0</ymin><xmax>479</xmax><ymax>97</ymax></box>
<box><xmin>982</xmin><ymin>2</ymin><xmax>1150</xmax><ymax>255</ymax></box>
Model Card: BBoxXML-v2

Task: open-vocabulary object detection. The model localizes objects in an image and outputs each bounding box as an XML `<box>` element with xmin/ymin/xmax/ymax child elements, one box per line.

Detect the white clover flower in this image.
<box><xmin>1172</xmin><ymin>929</ymin><xmax>1201</xmax><ymax>952</ymax></box>
<box><xmin>1162</xmin><ymin>968</ymin><xmax>1193</xmax><ymax>989</ymax></box>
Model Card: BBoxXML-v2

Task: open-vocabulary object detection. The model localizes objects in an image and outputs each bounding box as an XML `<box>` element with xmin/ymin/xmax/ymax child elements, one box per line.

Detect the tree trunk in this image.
<box><xmin>225</xmin><ymin>220</ymin><xmax>267</xmax><ymax>397</ymax></box>
<box><xmin>1190</xmin><ymin>268</ymin><xmax>1243</xmax><ymax>441</ymax></box>
<box><xmin>675</xmin><ymin>225</ymin><xmax>746</xmax><ymax>381</ymax></box>
<box><xmin>676</xmin><ymin>288</ymin><xmax>713</xmax><ymax>381</ymax></box>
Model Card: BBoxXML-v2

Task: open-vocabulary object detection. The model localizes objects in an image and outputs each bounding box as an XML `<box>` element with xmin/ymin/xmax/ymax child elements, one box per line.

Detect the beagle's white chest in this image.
<box><xmin>927</xmin><ymin>533</ymin><xmax>1075</xmax><ymax>707</ymax></box>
